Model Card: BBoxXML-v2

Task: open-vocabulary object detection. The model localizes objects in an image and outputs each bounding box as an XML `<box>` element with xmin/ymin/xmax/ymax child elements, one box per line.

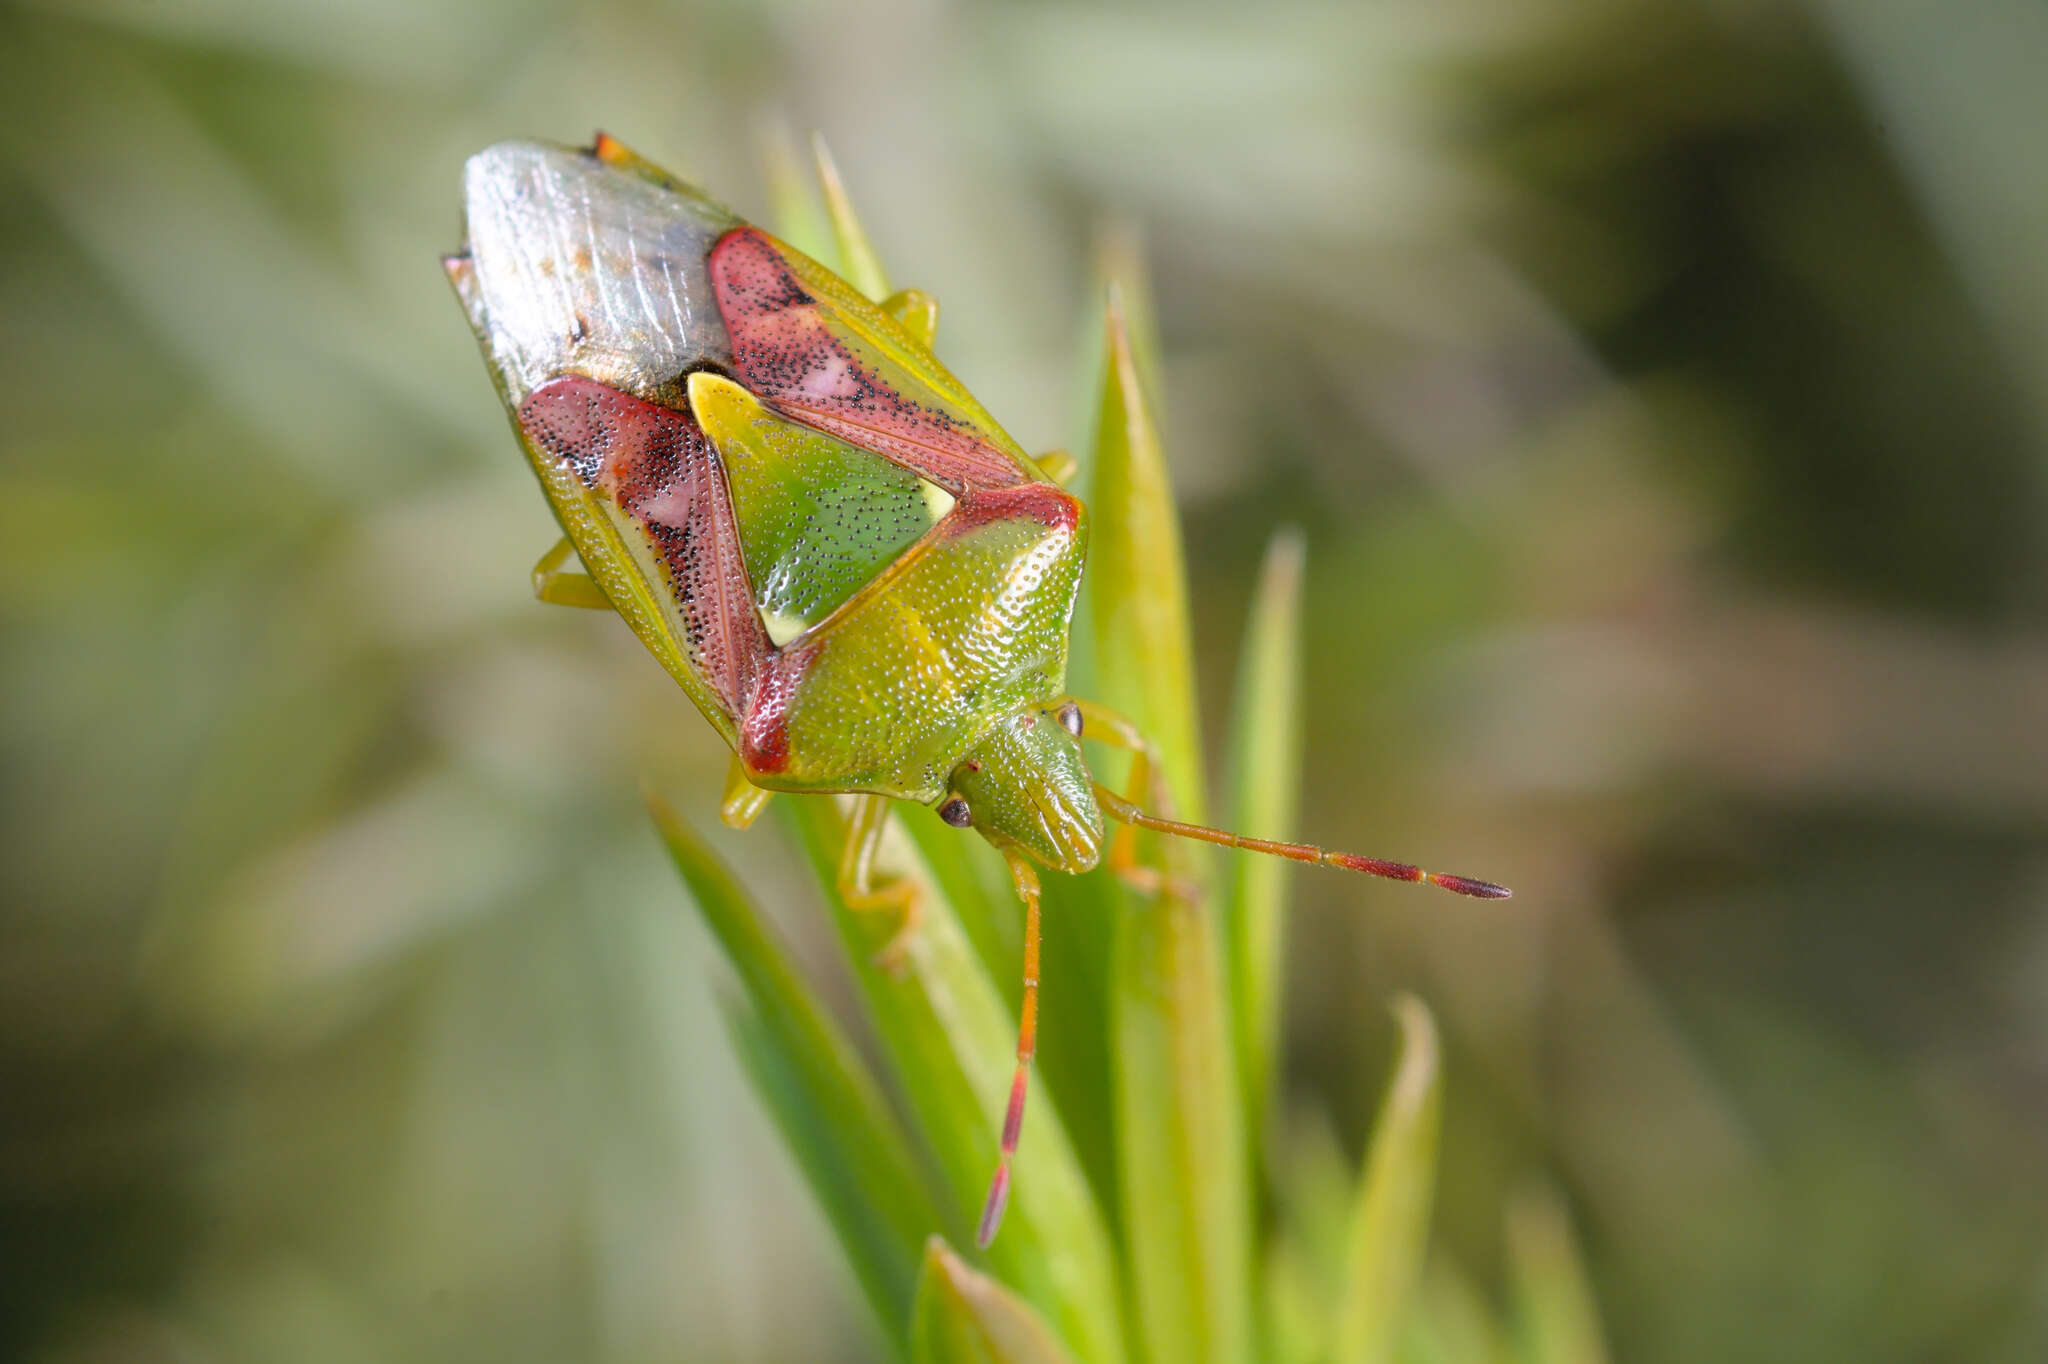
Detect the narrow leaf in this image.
<box><xmin>1263</xmin><ymin>1107</ymin><xmax>1361</xmax><ymax>1352</ymax></box>
<box><xmin>911</xmin><ymin>1236</ymin><xmax>1082</xmax><ymax>1364</ymax></box>
<box><xmin>1087</xmin><ymin>277</ymin><xmax>1205</xmax><ymax>823</ymax></box>
<box><xmin>1334</xmin><ymin>995</ymin><xmax>1443</xmax><ymax>1364</ymax></box>
<box><xmin>1507</xmin><ymin>1186</ymin><xmax>1608</xmax><ymax>1364</ymax></box>
<box><xmin>647</xmin><ymin>790</ymin><xmax>936</xmax><ymax>1346</ymax></box>
<box><xmin>1261</xmin><ymin>1232</ymin><xmax>1327</xmax><ymax>1364</ymax></box>
<box><xmin>1225</xmin><ymin>526</ymin><xmax>1307</xmax><ymax>1162</ymax></box>
<box><xmin>1087</xmin><ymin>264</ymin><xmax>1251</xmax><ymax>1362</ymax></box>
<box><xmin>1112</xmin><ymin>889</ymin><xmax>1253</xmax><ymax>1363</ymax></box>
<box><xmin>812</xmin><ymin>132</ymin><xmax>892</xmax><ymax>302</ymax></box>
<box><xmin>1094</xmin><ymin>223</ymin><xmax>1165</xmax><ymax>419</ymax></box>
<box><xmin>1402</xmin><ymin>1260</ymin><xmax>1513</xmax><ymax>1364</ymax></box>
<box><xmin>755</xmin><ymin>116</ymin><xmax>834</xmax><ymax>265</ymax></box>
<box><xmin>720</xmin><ymin>997</ymin><xmax>919</xmax><ymax>1355</ymax></box>
<box><xmin>783</xmin><ymin>797</ymin><xmax>1128</xmax><ymax>1364</ymax></box>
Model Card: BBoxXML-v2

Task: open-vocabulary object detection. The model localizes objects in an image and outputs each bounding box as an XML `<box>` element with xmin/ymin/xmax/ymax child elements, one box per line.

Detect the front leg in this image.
<box><xmin>836</xmin><ymin>794</ymin><xmax>923</xmax><ymax>974</ymax></box>
<box><xmin>1062</xmin><ymin>699</ymin><xmax>1196</xmax><ymax>900</ymax></box>
<box><xmin>1032</xmin><ymin>450</ymin><xmax>1078</xmax><ymax>485</ymax></box>
<box><xmin>720</xmin><ymin>753</ymin><xmax>775</xmax><ymax>830</ymax></box>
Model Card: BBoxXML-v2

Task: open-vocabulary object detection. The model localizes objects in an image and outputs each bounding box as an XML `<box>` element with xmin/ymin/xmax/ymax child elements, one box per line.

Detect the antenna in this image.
<box><xmin>1093</xmin><ymin>783</ymin><xmax>1511</xmax><ymax>899</ymax></box>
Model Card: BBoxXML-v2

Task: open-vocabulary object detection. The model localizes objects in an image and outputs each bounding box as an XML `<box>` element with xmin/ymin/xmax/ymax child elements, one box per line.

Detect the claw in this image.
<box><xmin>869</xmin><ymin>923</ymin><xmax>917</xmax><ymax>978</ymax></box>
<box><xmin>873</xmin><ymin>886</ymin><xmax>924</xmax><ymax>976</ymax></box>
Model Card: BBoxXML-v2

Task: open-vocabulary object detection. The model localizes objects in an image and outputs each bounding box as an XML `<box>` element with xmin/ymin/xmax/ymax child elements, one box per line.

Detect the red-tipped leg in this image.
<box><xmin>977</xmin><ymin>850</ymin><xmax>1044</xmax><ymax>1248</ymax></box>
<box><xmin>1093</xmin><ymin>783</ymin><xmax>1511</xmax><ymax>900</ymax></box>
<box><xmin>977</xmin><ymin>1163</ymin><xmax>1012</xmax><ymax>1250</ymax></box>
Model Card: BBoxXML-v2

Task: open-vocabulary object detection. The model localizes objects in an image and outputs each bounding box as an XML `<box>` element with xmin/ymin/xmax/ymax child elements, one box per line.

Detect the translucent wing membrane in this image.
<box><xmin>461</xmin><ymin>141</ymin><xmax>738</xmax><ymax>405</ymax></box>
<box><xmin>688</xmin><ymin>372</ymin><xmax>954</xmax><ymax>647</ymax></box>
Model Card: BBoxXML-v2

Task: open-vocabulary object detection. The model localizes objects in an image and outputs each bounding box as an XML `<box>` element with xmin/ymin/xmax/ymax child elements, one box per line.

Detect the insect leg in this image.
<box><xmin>720</xmin><ymin>754</ymin><xmax>775</xmax><ymax>830</ymax></box>
<box><xmin>1060</xmin><ymin>700</ymin><xmax>1204</xmax><ymax>899</ymax></box>
<box><xmin>977</xmin><ymin>847</ymin><xmax>1042</xmax><ymax>1248</ymax></box>
<box><xmin>1032</xmin><ymin>450</ymin><xmax>1078</xmax><ymax>485</ymax></box>
<box><xmin>879</xmin><ymin>288</ymin><xmax>939</xmax><ymax>348</ymax></box>
<box><xmin>835</xmin><ymin>794</ymin><xmax>923</xmax><ymax>974</ymax></box>
<box><xmin>530</xmin><ymin>536</ymin><xmax>612</xmax><ymax>610</ymax></box>
<box><xmin>1059</xmin><ymin>700</ymin><xmax>1170</xmax><ymax>802</ymax></box>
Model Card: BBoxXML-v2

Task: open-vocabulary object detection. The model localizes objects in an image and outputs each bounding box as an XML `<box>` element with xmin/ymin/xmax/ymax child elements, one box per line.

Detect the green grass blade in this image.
<box><xmin>1112</xmin><ymin>888</ymin><xmax>1253</xmax><ymax>1364</ymax></box>
<box><xmin>911</xmin><ymin>1236</ymin><xmax>1083</xmax><ymax>1364</ymax></box>
<box><xmin>1262</xmin><ymin>1232</ymin><xmax>1325</xmax><ymax>1364</ymax></box>
<box><xmin>1225</xmin><ymin>526</ymin><xmax>1307</xmax><ymax>1164</ymax></box>
<box><xmin>782</xmin><ymin>796</ymin><xmax>1128</xmax><ymax>1364</ymax></box>
<box><xmin>1087</xmin><ymin>264</ymin><xmax>1251</xmax><ymax>1362</ymax></box>
<box><xmin>1507</xmin><ymin>1186</ymin><xmax>1608</xmax><ymax>1364</ymax></box>
<box><xmin>1087</xmin><ymin>280</ymin><xmax>1205</xmax><ymax>823</ymax></box>
<box><xmin>812</xmin><ymin>132</ymin><xmax>892</xmax><ymax>302</ymax></box>
<box><xmin>1401</xmin><ymin>1261</ymin><xmax>1512</xmax><ymax>1364</ymax></box>
<box><xmin>721</xmin><ymin>996</ymin><xmax>918</xmax><ymax>1357</ymax></box>
<box><xmin>647</xmin><ymin>790</ymin><xmax>936</xmax><ymax>1346</ymax></box>
<box><xmin>755</xmin><ymin>117</ymin><xmax>835</xmax><ymax>266</ymax></box>
<box><xmin>1093</xmin><ymin>224</ymin><xmax>1165</xmax><ymax>423</ymax></box>
<box><xmin>1334</xmin><ymin>995</ymin><xmax>1443</xmax><ymax>1364</ymax></box>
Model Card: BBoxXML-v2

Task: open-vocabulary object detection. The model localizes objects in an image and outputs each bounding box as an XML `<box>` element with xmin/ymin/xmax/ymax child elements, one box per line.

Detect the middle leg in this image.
<box><xmin>1060</xmin><ymin>698</ymin><xmax>1195</xmax><ymax>898</ymax></box>
<box><xmin>835</xmin><ymin>794</ymin><xmax>923</xmax><ymax>974</ymax></box>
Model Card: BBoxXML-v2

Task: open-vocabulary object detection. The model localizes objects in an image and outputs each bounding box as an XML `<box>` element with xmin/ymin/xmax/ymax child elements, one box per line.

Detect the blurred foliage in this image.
<box><xmin>5</xmin><ymin>0</ymin><xmax>2048</xmax><ymax>1361</ymax></box>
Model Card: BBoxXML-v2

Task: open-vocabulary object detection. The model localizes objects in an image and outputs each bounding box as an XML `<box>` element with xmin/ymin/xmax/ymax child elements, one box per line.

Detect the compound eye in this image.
<box><xmin>1055</xmin><ymin>702</ymin><xmax>1083</xmax><ymax>738</ymax></box>
<box><xmin>938</xmin><ymin>796</ymin><xmax>973</xmax><ymax>829</ymax></box>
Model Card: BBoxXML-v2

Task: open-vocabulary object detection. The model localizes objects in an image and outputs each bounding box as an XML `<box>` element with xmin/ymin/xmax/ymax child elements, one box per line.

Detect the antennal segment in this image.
<box><xmin>1092</xmin><ymin>783</ymin><xmax>1511</xmax><ymax>900</ymax></box>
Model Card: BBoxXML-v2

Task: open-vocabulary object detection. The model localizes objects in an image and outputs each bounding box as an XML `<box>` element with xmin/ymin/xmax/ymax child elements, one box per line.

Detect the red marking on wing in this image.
<box><xmin>709</xmin><ymin>227</ymin><xmax>1028</xmax><ymax>493</ymax></box>
<box><xmin>519</xmin><ymin>376</ymin><xmax>770</xmax><ymax>717</ymax></box>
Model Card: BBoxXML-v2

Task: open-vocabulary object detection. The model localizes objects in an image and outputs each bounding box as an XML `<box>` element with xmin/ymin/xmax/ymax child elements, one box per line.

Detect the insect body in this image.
<box><xmin>446</xmin><ymin>134</ymin><xmax>1507</xmax><ymax>1248</ymax></box>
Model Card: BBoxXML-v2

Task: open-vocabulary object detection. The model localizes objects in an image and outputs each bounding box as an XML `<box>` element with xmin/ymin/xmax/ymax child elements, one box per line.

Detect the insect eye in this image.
<box><xmin>938</xmin><ymin>796</ymin><xmax>973</xmax><ymax>828</ymax></box>
<box><xmin>1056</xmin><ymin>702</ymin><xmax>1083</xmax><ymax>738</ymax></box>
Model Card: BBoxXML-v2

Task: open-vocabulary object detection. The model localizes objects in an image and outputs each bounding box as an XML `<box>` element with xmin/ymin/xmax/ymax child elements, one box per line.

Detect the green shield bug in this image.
<box><xmin>444</xmin><ymin>133</ymin><xmax>1509</xmax><ymax>1248</ymax></box>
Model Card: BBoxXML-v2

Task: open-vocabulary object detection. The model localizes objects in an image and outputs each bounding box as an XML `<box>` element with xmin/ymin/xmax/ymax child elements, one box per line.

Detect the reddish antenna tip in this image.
<box><xmin>1428</xmin><ymin>873</ymin><xmax>1513</xmax><ymax>899</ymax></box>
<box><xmin>976</xmin><ymin>1165</ymin><xmax>1012</xmax><ymax>1249</ymax></box>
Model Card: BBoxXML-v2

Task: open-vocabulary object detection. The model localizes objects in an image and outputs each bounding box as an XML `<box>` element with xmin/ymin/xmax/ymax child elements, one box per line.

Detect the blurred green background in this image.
<box><xmin>6</xmin><ymin>0</ymin><xmax>2048</xmax><ymax>1359</ymax></box>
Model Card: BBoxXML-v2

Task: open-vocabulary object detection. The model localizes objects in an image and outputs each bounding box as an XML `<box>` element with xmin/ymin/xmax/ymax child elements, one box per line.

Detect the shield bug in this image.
<box><xmin>445</xmin><ymin>134</ymin><xmax>1509</xmax><ymax>1248</ymax></box>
